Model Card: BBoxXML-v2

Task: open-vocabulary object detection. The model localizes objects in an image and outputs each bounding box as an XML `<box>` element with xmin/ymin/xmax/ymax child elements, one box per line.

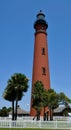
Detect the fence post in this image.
<box><xmin>9</xmin><ymin>121</ymin><xmax>11</xmax><ymax>128</ymax></box>
<box><xmin>39</xmin><ymin>120</ymin><xmax>41</xmax><ymax>128</ymax></box>
<box><xmin>55</xmin><ymin>120</ymin><xmax>57</xmax><ymax>129</ymax></box>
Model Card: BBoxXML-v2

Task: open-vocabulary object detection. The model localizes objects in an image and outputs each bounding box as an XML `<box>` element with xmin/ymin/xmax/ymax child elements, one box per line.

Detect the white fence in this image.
<box><xmin>1</xmin><ymin>116</ymin><xmax>71</xmax><ymax>121</ymax></box>
<box><xmin>0</xmin><ymin>120</ymin><xmax>71</xmax><ymax>129</ymax></box>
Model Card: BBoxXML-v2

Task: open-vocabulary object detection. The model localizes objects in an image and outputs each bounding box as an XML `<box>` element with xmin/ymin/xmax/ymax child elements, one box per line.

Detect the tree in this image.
<box><xmin>43</xmin><ymin>89</ymin><xmax>58</xmax><ymax>120</ymax></box>
<box><xmin>42</xmin><ymin>89</ymin><xmax>49</xmax><ymax>121</ymax></box>
<box><xmin>58</xmin><ymin>92</ymin><xmax>71</xmax><ymax>107</ymax></box>
<box><xmin>32</xmin><ymin>82</ymin><xmax>59</xmax><ymax>121</ymax></box>
<box><xmin>0</xmin><ymin>107</ymin><xmax>12</xmax><ymax>117</ymax></box>
<box><xmin>46</xmin><ymin>91</ymin><xmax>71</xmax><ymax>120</ymax></box>
<box><xmin>46</xmin><ymin>89</ymin><xmax>59</xmax><ymax>120</ymax></box>
<box><xmin>32</xmin><ymin>80</ymin><xmax>44</xmax><ymax>120</ymax></box>
<box><xmin>42</xmin><ymin>89</ymin><xmax>65</xmax><ymax>121</ymax></box>
<box><xmin>0</xmin><ymin>107</ymin><xmax>8</xmax><ymax>117</ymax></box>
<box><xmin>58</xmin><ymin>92</ymin><xmax>71</xmax><ymax>116</ymax></box>
<box><xmin>0</xmin><ymin>106</ymin><xmax>12</xmax><ymax>117</ymax></box>
<box><xmin>3</xmin><ymin>73</ymin><xmax>29</xmax><ymax>120</ymax></box>
<box><xmin>7</xmin><ymin>107</ymin><xmax>12</xmax><ymax>112</ymax></box>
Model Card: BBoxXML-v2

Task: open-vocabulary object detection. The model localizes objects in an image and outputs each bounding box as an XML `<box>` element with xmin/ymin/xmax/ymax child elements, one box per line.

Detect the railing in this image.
<box><xmin>0</xmin><ymin>120</ymin><xmax>71</xmax><ymax>129</ymax></box>
<box><xmin>0</xmin><ymin>116</ymin><xmax>71</xmax><ymax>121</ymax></box>
<box><xmin>1</xmin><ymin>116</ymin><xmax>71</xmax><ymax>121</ymax></box>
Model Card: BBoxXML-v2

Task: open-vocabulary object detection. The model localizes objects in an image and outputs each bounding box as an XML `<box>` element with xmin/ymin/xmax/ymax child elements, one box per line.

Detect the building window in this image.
<box><xmin>42</xmin><ymin>67</ymin><xmax>46</xmax><ymax>75</ymax></box>
<box><xmin>42</xmin><ymin>48</ymin><xmax>45</xmax><ymax>55</ymax></box>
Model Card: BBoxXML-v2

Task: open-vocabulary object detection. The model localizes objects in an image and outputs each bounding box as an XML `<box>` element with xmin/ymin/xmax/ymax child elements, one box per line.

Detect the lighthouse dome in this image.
<box><xmin>34</xmin><ymin>10</ymin><xmax>48</xmax><ymax>29</ymax></box>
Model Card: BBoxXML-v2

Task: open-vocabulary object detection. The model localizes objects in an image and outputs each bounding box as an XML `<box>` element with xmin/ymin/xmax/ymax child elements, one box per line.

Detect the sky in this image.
<box><xmin>0</xmin><ymin>0</ymin><xmax>71</xmax><ymax>111</ymax></box>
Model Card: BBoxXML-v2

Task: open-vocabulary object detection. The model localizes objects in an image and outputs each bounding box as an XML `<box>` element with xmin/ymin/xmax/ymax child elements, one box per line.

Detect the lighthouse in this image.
<box><xmin>30</xmin><ymin>11</ymin><xmax>50</xmax><ymax>116</ymax></box>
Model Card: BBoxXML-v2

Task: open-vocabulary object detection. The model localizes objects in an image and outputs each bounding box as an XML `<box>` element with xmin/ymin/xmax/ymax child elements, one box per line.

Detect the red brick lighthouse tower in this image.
<box><xmin>30</xmin><ymin>11</ymin><xmax>50</xmax><ymax>116</ymax></box>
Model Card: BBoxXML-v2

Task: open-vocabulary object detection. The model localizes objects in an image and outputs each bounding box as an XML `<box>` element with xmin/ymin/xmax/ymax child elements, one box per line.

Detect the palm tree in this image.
<box><xmin>42</xmin><ymin>90</ymin><xmax>49</xmax><ymax>121</ymax></box>
<box><xmin>46</xmin><ymin>89</ymin><xmax>59</xmax><ymax>120</ymax></box>
<box><xmin>42</xmin><ymin>89</ymin><xmax>71</xmax><ymax>121</ymax></box>
<box><xmin>32</xmin><ymin>80</ymin><xmax>44</xmax><ymax>120</ymax></box>
<box><xmin>58</xmin><ymin>92</ymin><xmax>71</xmax><ymax>106</ymax></box>
<box><xmin>3</xmin><ymin>80</ymin><xmax>16</xmax><ymax>120</ymax></box>
<box><xmin>3</xmin><ymin>73</ymin><xmax>29</xmax><ymax>120</ymax></box>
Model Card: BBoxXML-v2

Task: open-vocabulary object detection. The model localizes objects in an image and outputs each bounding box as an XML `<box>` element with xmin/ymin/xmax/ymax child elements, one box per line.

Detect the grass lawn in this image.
<box><xmin>0</xmin><ymin>128</ymin><xmax>70</xmax><ymax>130</ymax></box>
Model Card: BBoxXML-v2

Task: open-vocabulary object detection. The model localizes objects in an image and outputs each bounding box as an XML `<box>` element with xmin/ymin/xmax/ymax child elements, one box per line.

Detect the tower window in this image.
<box><xmin>42</xmin><ymin>48</ymin><xmax>45</xmax><ymax>55</ymax></box>
<box><xmin>42</xmin><ymin>67</ymin><xmax>46</xmax><ymax>75</ymax></box>
<box><xmin>41</xmin><ymin>26</ymin><xmax>44</xmax><ymax>30</ymax></box>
